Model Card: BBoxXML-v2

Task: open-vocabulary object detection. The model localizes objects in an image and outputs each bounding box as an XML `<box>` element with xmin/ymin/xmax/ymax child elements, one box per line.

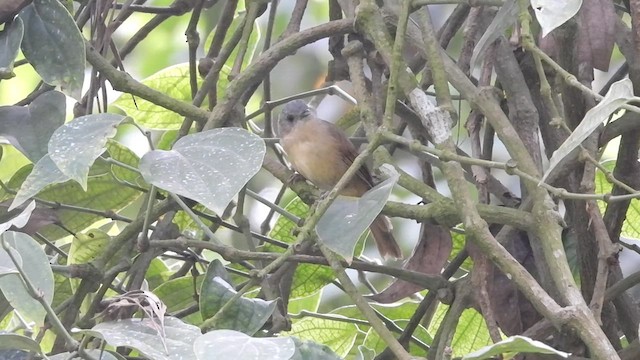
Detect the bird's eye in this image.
<box><xmin>302</xmin><ymin>110</ymin><xmax>310</xmax><ymax>117</ymax></box>
<box><xmin>286</xmin><ymin>114</ymin><xmax>295</xmax><ymax>122</ymax></box>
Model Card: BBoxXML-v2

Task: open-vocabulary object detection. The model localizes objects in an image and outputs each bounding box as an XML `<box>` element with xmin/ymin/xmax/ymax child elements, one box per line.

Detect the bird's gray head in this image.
<box><xmin>278</xmin><ymin>100</ymin><xmax>315</xmax><ymax>137</ymax></box>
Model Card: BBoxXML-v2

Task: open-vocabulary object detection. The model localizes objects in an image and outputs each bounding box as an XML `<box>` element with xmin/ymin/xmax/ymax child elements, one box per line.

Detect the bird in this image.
<box><xmin>277</xmin><ymin>99</ymin><xmax>402</xmax><ymax>259</ymax></box>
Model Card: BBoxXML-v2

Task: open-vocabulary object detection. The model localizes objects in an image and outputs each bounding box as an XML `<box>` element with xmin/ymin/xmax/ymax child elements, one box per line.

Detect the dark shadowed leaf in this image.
<box><xmin>317</xmin><ymin>168</ymin><xmax>399</xmax><ymax>262</ymax></box>
<box><xmin>0</xmin><ymin>0</ymin><xmax>30</xmax><ymax>25</ymax></box>
<box><xmin>543</xmin><ymin>79</ymin><xmax>635</xmax><ymax>182</ymax></box>
<box><xmin>0</xmin><ymin>90</ymin><xmax>65</xmax><ymax>162</ymax></box>
<box><xmin>139</xmin><ymin>128</ymin><xmax>265</xmax><ymax>215</ymax></box>
<box><xmin>200</xmin><ymin>265</ymin><xmax>276</xmax><ymax>335</ymax></box>
<box><xmin>77</xmin><ymin>317</ymin><xmax>200</xmax><ymax>360</ymax></box>
<box><xmin>48</xmin><ymin>113</ymin><xmax>126</xmax><ymax>190</ymax></box>
<box><xmin>462</xmin><ymin>335</ymin><xmax>569</xmax><ymax>359</ymax></box>
<box><xmin>369</xmin><ymin>224</ymin><xmax>452</xmax><ymax>303</ymax></box>
<box><xmin>579</xmin><ymin>0</ymin><xmax>616</xmax><ymax>71</ymax></box>
<box><xmin>0</xmin><ymin>231</ymin><xmax>53</xmax><ymax>326</ymax></box>
<box><xmin>531</xmin><ymin>0</ymin><xmax>582</xmax><ymax>37</ymax></box>
<box><xmin>19</xmin><ymin>0</ymin><xmax>85</xmax><ymax>99</ymax></box>
<box><xmin>194</xmin><ymin>330</ymin><xmax>295</xmax><ymax>360</ymax></box>
<box><xmin>0</xmin><ymin>17</ymin><xmax>23</xmax><ymax>79</ymax></box>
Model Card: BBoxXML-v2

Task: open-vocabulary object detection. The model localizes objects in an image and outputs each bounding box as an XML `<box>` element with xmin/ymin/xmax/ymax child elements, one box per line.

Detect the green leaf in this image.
<box><xmin>111</xmin><ymin>63</ymin><xmax>224</xmax><ymax>130</ymax></box>
<box><xmin>0</xmin><ymin>146</ymin><xmax>30</xmax><ymax>184</ymax></box>
<box><xmin>0</xmin><ymin>17</ymin><xmax>24</xmax><ymax>79</ymax></box>
<box><xmin>282</xmin><ymin>317</ymin><xmax>359</xmax><ymax>357</ymax></box>
<box><xmin>0</xmin><ymin>90</ymin><xmax>66</xmax><ymax>162</ymax></box>
<box><xmin>317</xmin><ymin>167</ymin><xmax>399</xmax><ymax>262</ymax></box>
<box><xmin>193</xmin><ymin>330</ymin><xmax>295</xmax><ymax>360</ymax></box>
<box><xmin>0</xmin><ymin>333</ymin><xmax>42</xmax><ymax>353</ymax></box>
<box><xmin>595</xmin><ymin>160</ymin><xmax>640</xmax><ymax>239</ymax></box>
<box><xmin>77</xmin><ymin>317</ymin><xmax>200</xmax><ymax>360</ymax></box>
<box><xmin>145</xmin><ymin>258</ymin><xmax>170</xmax><ymax>291</ymax></box>
<box><xmin>48</xmin><ymin>113</ymin><xmax>126</xmax><ymax>190</ymax></box>
<box><xmin>67</xmin><ymin>229</ymin><xmax>110</xmax><ymax>290</ymax></box>
<box><xmin>267</xmin><ymin>197</ymin><xmax>336</xmax><ymax>298</ymax></box>
<box><xmin>428</xmin><ymin>305</ymin><xmax>493</xmax><ymax>357</ymax></box>
<box><xmin>290</xmin><ymin>337</ymin><xmax>342</xmax><ymax>360</ymax></box>
<box><xmin>462</xmin><ymin>335</ymin><xmax>570</xmax><ymax>359</ymax></box>
<box><xmin>9</xmin><ymin>155</ymin><xmax>68</xmax><ymax>210</ymax></box>
<box><xmin>19</xmin><ymin>0</ymin><xmax>85</xmax><ymax>99</ymax></box>
<box><xmin>153</xmin><ymin>276</ymin><xmax>203</xmax><ymax>325</ymax></box>
<box><xmin>288</xmin><ymin>291</ymin><xmax>322</xmax><ymax>315</ymax></box>
<box><xmin>543</xmin><ymin>79</ymin><xmax>635</xmax><ymax>182</ymax></box>
<box><xmin>0</xmin><ymin>231</ymin><xmax>54</xmax><ymax>326</ymax></box>
<box><xmin>139</xmin><ymin>128</ymin><xmax>265</xmax><ymax>215</ymax></box>
<box><xmin>200</xmin><ymin>263</ymin><xmax>276</xmax><ymax>335</ymax></box>
<box><xmin>8</xmin><ymin>158</ymin><xmax>141</xmax><ymax>239</ymax></box>
<box><xmin>106</xmin><ymin>140</ymin><xmax>147</xmax><ymax>189</ymax></box>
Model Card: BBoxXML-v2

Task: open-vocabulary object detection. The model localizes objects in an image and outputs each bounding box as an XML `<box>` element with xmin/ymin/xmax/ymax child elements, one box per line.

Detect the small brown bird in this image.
<box><xmin>278</xmin><ymin>100</ymin><xmax>402</xmax><ymax>259</ymax></box>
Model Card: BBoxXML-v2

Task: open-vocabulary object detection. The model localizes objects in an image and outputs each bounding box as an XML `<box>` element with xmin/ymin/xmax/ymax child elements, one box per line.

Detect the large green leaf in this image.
<box><xmin>428</xmin><ymin>305</ymin><xmax>493</xmax><ymax>357</ymax></box>
<box><xmin>139</xmin><ymin>128</ymin><xmax>265</xmax><ymax>215</ymax></box>
<box><xmin>0</xmin><ymin>17</ymin><xmax>24</xmax><ymax>79</ymax></box>
<box><xmin>0</xmin><ymin>90</ymin><xmax>65</xmax><ymax>162</ymax></box>
<box><xmin>282</xmin><ymin>316</ymin><xmax>358</xmax><ymax>358</ymax></box>
<box><xmin>317</xmin><ymin>168</ymin><xmax>399</xmax><ymax>262</ymax></box>
<box><xmin>48</xmin><ymin>113</ymin><xmax>126</xmax><ymax>190</ymax></box>
<box><xmin>18</xmin><ymin>0</ymin><xmax>85</xmax><ymax>99</ymax></box>
<box><xmin>200</xmin><ymin>262</ymin><xmax>276</xmax><ymax>335</ymax></box>
<box><xmin>9</xmin><ymin>155</ymin><xmax>67</xmax><ymax>210</ymax></box>
<box><xmin>193</xmin><ymin>330</ymin><xmax>295</xmax><ymax>360</ymax></box>
<box><xmin>7</xmin><ymin>142</ymin><xmax>143</xmax><ymax>239</ymax></box>
<box><xmin>111</xmin><ymin>63</ymin><xmax>225</xmax><ymax>130</ymax></box>
<box><xmin>77</xmin><ymin>317</ymin><xmax>200</xmax><ymax>360</ymax></box>
<box><xmin>0</xmin><ymin>231</ymin><xmax>54</xmax><ymax>326</ymax></box>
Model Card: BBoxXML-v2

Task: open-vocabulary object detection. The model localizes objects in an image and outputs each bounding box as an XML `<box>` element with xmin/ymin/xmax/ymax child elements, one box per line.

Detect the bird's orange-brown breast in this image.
<box><xmin>281</xmin><ymin>119</ymin><xmax>349</xmax><ymax>190</ymax></box>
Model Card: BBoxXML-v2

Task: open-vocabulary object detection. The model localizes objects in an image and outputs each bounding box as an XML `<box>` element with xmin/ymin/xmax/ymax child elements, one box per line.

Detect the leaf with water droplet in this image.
<box><xmin>139</xmin><ymin>128</ymin><xmax>265</xmax><ymax>214</ymax></box>
<box><xmin>19</xmin><ymin>0</ymin><xmax>85</xmax><ymax>99</ymax></box>
<box><xmin>48</xmin><ymin>113</ymin><xmax>126</xmax><ymax>190</ymax></box>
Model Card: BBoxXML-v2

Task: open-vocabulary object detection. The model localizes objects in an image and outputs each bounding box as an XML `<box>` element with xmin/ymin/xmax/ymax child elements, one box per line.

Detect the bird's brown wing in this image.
<box><xmin>323</xmin><ymin>121</ymin><xmax>375</xmax><ymax>195</ymax></box>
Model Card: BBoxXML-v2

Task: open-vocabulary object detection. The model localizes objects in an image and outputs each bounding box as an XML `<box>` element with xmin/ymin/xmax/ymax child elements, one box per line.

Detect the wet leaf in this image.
<box><xmin>19</xmin><ymin>0</ymin><xmax>85</xmax><ymax>99</ymax></box>
<box><xmin>48</xmin><ymin>113</ymin><xmax>126</xmax><ymax>190</ymax></box>
<box><xmin>139</xmin><ymin>128</ymin><xmax>265</xmax><ymax>215</ymax></box>
<box><xmin>194</xmin><ymin>330</ymin><xmax>295</xmax><ymax>360</ymax></box>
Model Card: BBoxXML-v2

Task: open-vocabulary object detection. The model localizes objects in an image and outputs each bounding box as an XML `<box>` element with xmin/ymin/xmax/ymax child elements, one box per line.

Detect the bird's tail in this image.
<box><xmin>370</xmin><ymin>215</ymin><xmax>402</xmax><ymax>259</ymax></box>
